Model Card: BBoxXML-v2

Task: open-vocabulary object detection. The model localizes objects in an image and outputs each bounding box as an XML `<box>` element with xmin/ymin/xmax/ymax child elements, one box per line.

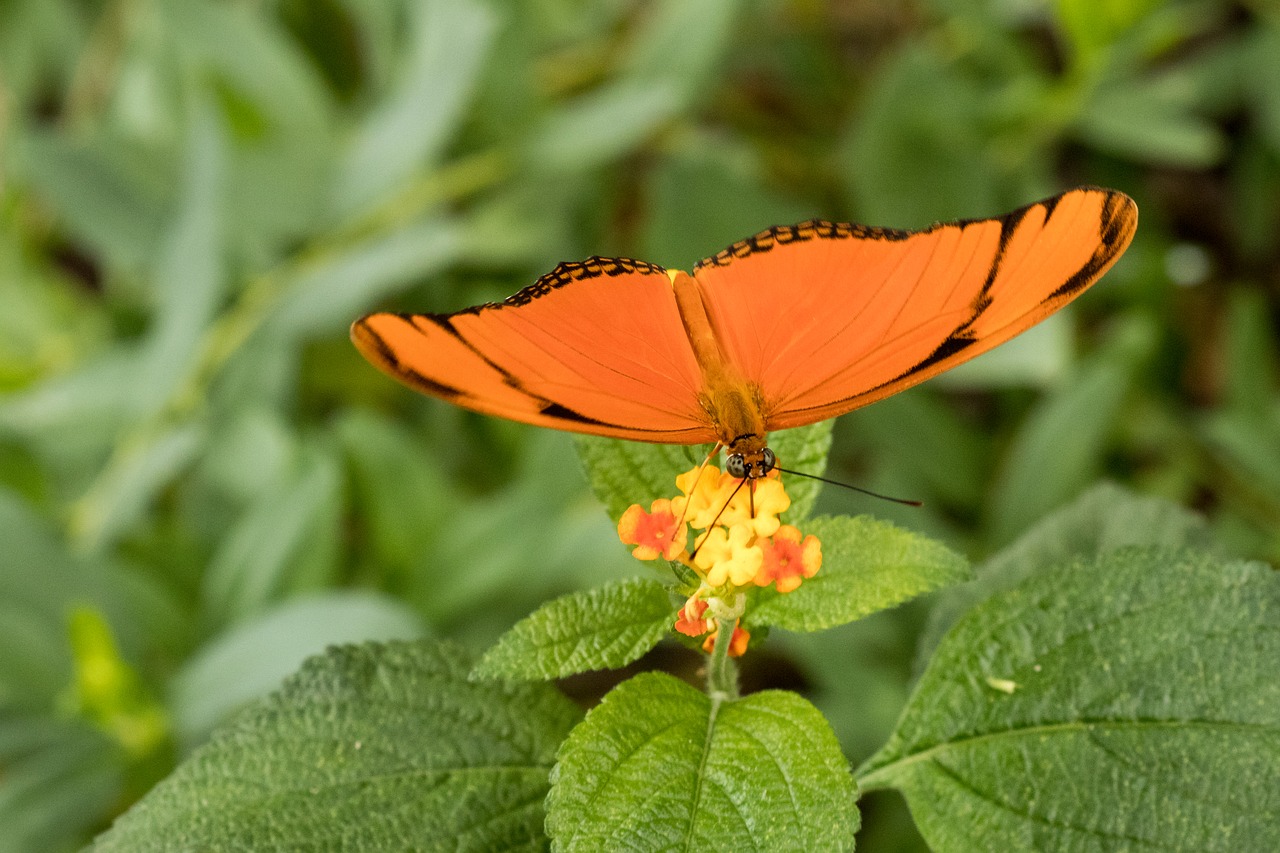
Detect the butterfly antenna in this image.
<box><xmin>688</xmin><ymin>477</ymin><xmax>748</xmax><ymax>563</ymax></box>
<box><xmin>774</xmin><ymin>466</ymin><xmax>923</xmax><ymax>507</ymax></box>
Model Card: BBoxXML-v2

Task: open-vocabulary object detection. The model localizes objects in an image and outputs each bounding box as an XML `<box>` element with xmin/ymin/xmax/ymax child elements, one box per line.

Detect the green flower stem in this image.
<box><xmin>705</xmin><ymin>616</ymin><xmax>739</xmax><ymax>701</ymax></box>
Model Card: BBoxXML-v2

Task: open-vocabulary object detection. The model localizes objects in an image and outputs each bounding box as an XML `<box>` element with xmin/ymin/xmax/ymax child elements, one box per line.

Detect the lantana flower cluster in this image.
<box><xmin>618</xmin><ymin>463</ymin><xmax>822</xmax><ymax>656</ymax></box>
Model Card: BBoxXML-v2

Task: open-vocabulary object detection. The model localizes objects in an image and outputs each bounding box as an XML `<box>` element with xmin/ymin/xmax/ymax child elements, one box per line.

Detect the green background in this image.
<box><xmin>1</xmin><ymin>0</ymin><xmax>1277</xmax><ymax>849</ymax></box>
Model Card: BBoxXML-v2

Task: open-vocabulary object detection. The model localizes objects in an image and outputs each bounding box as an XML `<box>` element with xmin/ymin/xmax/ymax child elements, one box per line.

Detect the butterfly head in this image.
<box><xmin>725</xmin><ymin>436</ymin><xmax>775</xmax><ymax>480</ymax></box>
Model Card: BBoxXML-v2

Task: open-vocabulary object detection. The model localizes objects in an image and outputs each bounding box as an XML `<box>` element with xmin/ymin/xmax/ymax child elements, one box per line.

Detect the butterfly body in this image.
<box><xmin>352</xmin><ymin>187</ymin><xmax>1137</xmax><ymax>477</ymax></box>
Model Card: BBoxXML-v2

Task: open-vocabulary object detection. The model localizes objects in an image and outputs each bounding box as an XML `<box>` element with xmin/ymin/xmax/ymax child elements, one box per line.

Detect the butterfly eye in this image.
<box><xmin>725</xmin><ymin>453</ymin><xmax>748</xmax><ymax>479</ymax></box>
<box><xmin>760</xmin><ymin>448</ymin><xmax>776</xmax><ymax>475</ymax></box>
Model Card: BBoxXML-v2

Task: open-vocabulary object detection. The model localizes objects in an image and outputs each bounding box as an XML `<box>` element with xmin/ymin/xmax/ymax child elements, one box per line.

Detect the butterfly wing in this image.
<box><xmin>351</xmin><ymin>258</ymin><xmax>716</xmax><ymax>443</ymax></box>
<box><xmin>690</xmin><ymin>187</ymin><xmax>1137</xmax><ymax>430</ymax></box>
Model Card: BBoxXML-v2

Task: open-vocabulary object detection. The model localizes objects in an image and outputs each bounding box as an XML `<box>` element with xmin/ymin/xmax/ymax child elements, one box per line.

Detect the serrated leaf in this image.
<box><xmin>575</xmin><ymin>421</ymin><xmax>831</xmax><ymax>525</ymax></box>
<box><xmin>749</xmin><ymin>515</ymin><xmax>969</xmax><ymax>633</ymax></box>
<box><xmin>921</xmin><ymin>482</ymin><xmax>1214</xmax><ymax>664</ymax></box>
<box><xmin>859</xmin><ymin>548</ymin><xmax>1280</xmax><ymax>852</ymax></box>
<box><xmin>547</xmin><ymin>672</ymin><xmax>857</xmax><ymax>851</ymax></box>
<box><xmin>473</xmin><ymin>578</ymin><xmax>673</xmax><ymax>681</ymax></box>
<box><xmin>94</xmin><ymin>641</ymin><xmax>582</xmax><ymax>851</ymax></box>
<box><xmin>575</xmin><ymin>435</ymin><xmax>713</xmax><ymax>524</ymax></box>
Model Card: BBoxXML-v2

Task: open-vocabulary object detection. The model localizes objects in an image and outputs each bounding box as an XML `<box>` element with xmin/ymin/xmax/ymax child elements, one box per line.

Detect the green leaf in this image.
<box><xmin>575</xmin><ymin>421</ymin><xmax>832</xmax><ymax>525</ymax></box>
<box><xmin>921</xmin><ymin>482</ymin><xmax>1214</xmax><ymax>665</ymax></box>
<box><xmin>859</xmin><ymin>548</ymin><xmax>1280</xmax><ymax>852</ymax></box>
<box><xmin>749</xmin><ymin>515</ymin><xmax>970</xmax><ymax>633</ymax></box>
<box><xmin>473</xmin><ymin>578</ymin><xmax>673</xmax><ymax>681</ymax></box>
<box><xmin>989</xmin><ymin>315</ymin><xmax>1156</xmax><ymax>547</ymax></box>
<box><xmin>170</xmin><ymin>592</ymin><xmax>426</xmax><ymax>744</ymax></box>
<box><xmin>770</xmin><ymin>420</ymin><xmax>833</xmax><ymax>522</ymax></box>
<box><xmin>94</xmin><ymin>641</ymin><xmax>581</xmax><ymax>851</ymax></box>
<box><xmin>547</xmin><ymin>672</ymin><xmax>857</xmax><ymax>850</ymax></box>
<box><xmin>575</xmin><ymin>435</ymin><xmax>712</xmax><ymax>524</ymax></box>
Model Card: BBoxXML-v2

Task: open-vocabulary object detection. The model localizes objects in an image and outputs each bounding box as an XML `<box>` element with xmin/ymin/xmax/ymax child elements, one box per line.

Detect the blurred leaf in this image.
<box><xmin>19</xmin><ymin>129</ymin><xmax>171</xmax><ymax>271</ymax></box>
<box><xmin>1221</xmin><ymin>287</ymin><xmax>1278</xmax><ymax>417</ymax></box>
<box><xmin>748</xmin><ymin>515</ymin><xmax>969</xmax><ymax>633</ymax></box>
<box><xmin>70</xmin><ymin>422</ymin><xmax>206</xmax><ymax>552</ymax></box>
<box><xmin>1247</xmin><ymin>22</ymin><xmax>1280</xmax><ymax>156</ymax></box>
<box><xmin>989</xmin><ymin>315</ymin><xmax>1157</xmax><ymax>546</ymax></box>
<box><xmin>621</xmin><ymin>0</ymin><xmax>740</xmax><ymax>101</ymax></box>
<box><xmin>0</xmin><ymin>488</ymin><xmax>187</xmax><ymax>710</ymax></box>
<box><xmin>473</xmin><ymin>577</ymin><xmax>673</xmax><ymax>681</ymax></box>
<box><xmin>547</xmin><ymin>672</ymin><xmax>857</xmax><ymax>850</ymax></box>
<box><xmin>1076</xmin><ymin>76</ymin><xmax>1226</xmax><ymax>168</ymax></box>
<box><xmin>133</xmin><ymin>101</ymin><xmax>227</xmax><ymax>417</ymax></box>
<box><xmin>1202</xmin><ymin>405</ymin><xmax>1280</xmax><ymax>503</ymax></box>
<box><xmin>640</xmin><ymin>138</ymin><xmax>813</xmax><ymax>268</ymax></box>
<box><xmin>860</xmin><ymin>548</ymin><xmax>1280</xmax><ymax>851</ymax></box>
<box><xmin>264</xmin><ymin>217</ymin><xmax>463</xmax><ymax>339</ymax></box>
<box><xmin>528</xmin><ymin>0</ymin><xmax>741</xmax><ymax>172</ymax></box>
<box><xmin>94</xmin><ymin>641</ymin><xmax>581</xmax><ymax>851</ymax></box>
<box><xmin>0</xmin><ymin>715</ymin><xmax>122</xmax><ymax>853</ymax></box>
<box><xmin>836</xmin><ymin>389</ymin><xmax>988</xmax><ymax>510</ymax></box>
<box><xmin>170</xmin><ymin>592</ymin><xmax>425</xmax><ymax>745</ymax></box>
<box><xmin>67</xmin><ymin>607</ymin><xmax>170</xmax><ymax>761</ymax></box>
<box><xmin>421</xmin><ymin>431</ymin><xmax>636</xmax><ymax>631</ymax></box>
<box><xmin>0</xmin><ymin>229</ymin><xmax>105</xmax><ymax>394</ymax></box>
<box><xmin>330</xmin><ymin>0</ymin><xmax>497</xmax><ymax>217</ymax></box>
<box><xmin>842</xmin><ymin>46</ymin><xmax>1005</xmax><ymax>226</ymax></box>
<box><xmin>203</xmin><ymin>439</ymin><xmax>344</xmax><ymax>624</ymax></box>
<box><xmin>165</xmin><ymin>0</ymin><xmax>335</xmax><ymax>245</ymax></box>
<box><xmin>336</xmin><ymin>409</ymin><xmax>450</xmax><ymax>577</ymax></box>
<box><xmin>0</xmin><ymin>350</ymin><xmax>139</xmax><ymax>494</ymax></box>
<box><xmin>529</xmin><ymin>77</ymin><xmax>684</xmax><ymax>171</ymax></box>
<box><xmin>195</xmin><ymin>406</ymin><xmax>295</xmax><ymax>507</ymax></box>
<box><xmin>784</xmin><ymin>613</ymin><xmax>922</xmax><ymax>766</ymax></box>
<box><xmin>1056</xmin><ymin>0</ymin><xmax>1162</xmax><ymax>67</ymax></box>
<box><xmin>921</xmin><ymin>482</ymin><xmax>1214</xmax><ymax>669</ymax></box>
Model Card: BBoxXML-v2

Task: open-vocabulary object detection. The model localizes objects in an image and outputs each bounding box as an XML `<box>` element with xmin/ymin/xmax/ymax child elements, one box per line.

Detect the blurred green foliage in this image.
<box><xmin>1</xmin><ymin>0</ymin><xmax>1278</xmax><ymax>848</ymax></box>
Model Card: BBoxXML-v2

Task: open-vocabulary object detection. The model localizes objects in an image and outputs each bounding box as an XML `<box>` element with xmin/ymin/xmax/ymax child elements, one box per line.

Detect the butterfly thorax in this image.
<box><xmin>669</xmin><ymin>270</ymin><xmax>775</xmax><ymax>479</ymax></box>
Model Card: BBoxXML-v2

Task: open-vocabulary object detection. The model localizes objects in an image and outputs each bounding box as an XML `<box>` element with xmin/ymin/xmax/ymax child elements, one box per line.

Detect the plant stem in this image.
<box><xmin>705</xmin><ymin>616</ymin><xmax>739</xmax><ymax>701</ymax></box>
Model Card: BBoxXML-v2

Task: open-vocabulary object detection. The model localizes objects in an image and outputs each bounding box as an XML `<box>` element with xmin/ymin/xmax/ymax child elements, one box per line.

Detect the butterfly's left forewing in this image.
<box><xmin>352</xmin><ymin>258</ymin><xmax>717</xmax><ymax>443</ymax></box>
<box><xmin>691</xmin><ymin>187</ymin><xmax>1137</xmax><ymax>431</ymax></box>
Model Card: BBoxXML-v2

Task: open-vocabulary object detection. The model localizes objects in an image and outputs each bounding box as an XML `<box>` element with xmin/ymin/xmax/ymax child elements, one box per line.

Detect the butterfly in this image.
<box><xmin>351</xmin><ymin>187</ymin><xmax>1136</xmax><ymax>480</ymax></box>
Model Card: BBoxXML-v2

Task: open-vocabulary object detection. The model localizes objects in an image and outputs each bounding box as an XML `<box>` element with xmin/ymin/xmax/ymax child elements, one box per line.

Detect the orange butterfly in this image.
<box><xmin>351</xmin><ymin>187</ymin><xmax>1136</xmax><ymax>479</ymax></box>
